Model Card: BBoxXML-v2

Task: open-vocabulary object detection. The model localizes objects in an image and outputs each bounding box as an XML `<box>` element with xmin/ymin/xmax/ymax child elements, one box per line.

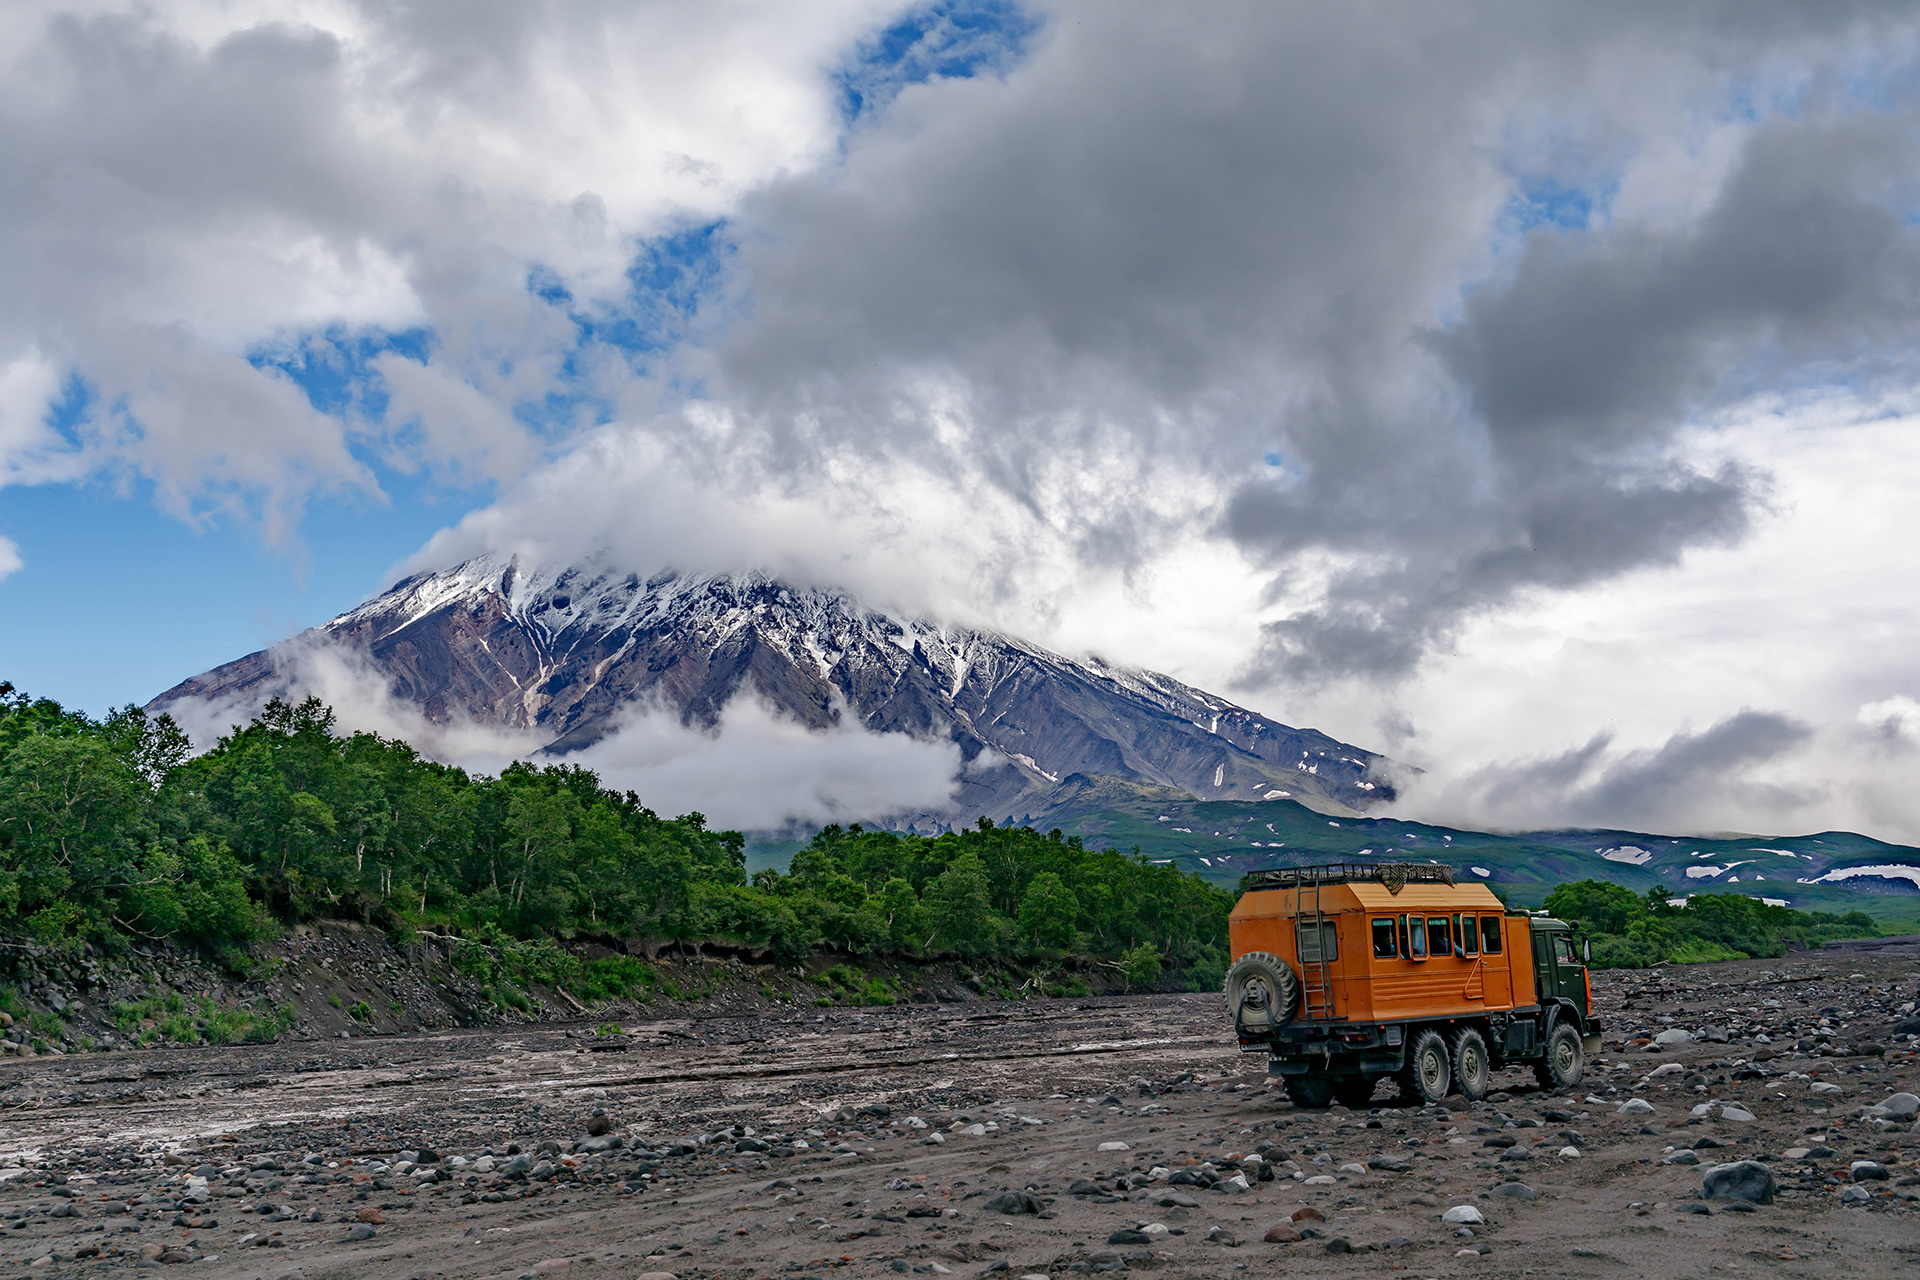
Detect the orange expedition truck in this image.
<box><xmin>1224</xmin><ymin>863</ymin><xmax>1602</xmax><ymax>1108</ymax></box>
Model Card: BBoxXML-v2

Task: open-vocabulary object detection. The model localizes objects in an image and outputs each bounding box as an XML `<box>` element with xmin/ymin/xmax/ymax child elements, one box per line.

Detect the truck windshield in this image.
<box><xmin>1456</xmin><ymin>914</ymin><xmax>1478</xmax><ymax>956</ymax></box>
<box><xmin>1553</xmin><ymin>934</ymin><xmax>1578</xmax><ymax>966</ymax></box>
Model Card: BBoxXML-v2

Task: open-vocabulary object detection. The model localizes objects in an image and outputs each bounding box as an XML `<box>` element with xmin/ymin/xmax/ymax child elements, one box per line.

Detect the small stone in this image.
<box><xmin>357</xmin><ymin>1207</ymin><xmax>387</xmax><ymax>1224</ymax></box>
<box><xmin>1108</xmin><ymin>1230</ymin><xmax>1152</xmax><ymax>1245</ymax></box>
<box><xmin>1702</xmin><ymin>1161</ymin><xmax>1775</xmax><ymax>1205</ymax></box>
<box><xmin>1664</xmin><ymin>1151</ymin><xmax>1700</xmax><ymax>1166</ymax></box>
<box><xmin>1291</xmin><ymin>1206</ymin><xmax>1325</xmax><ymax>1221</ymax></box>
<box><xmin>1719</xmin><ymin>1106</ymin><xmax>1756</xmax><ymax>1123</ymax></box>
<box><xmin>1850</xmin><ymin>1161</ymin><xmax>1889</xmax><ymax>1182</ymax></box>
<box><xmin>588</xmin><ymin>1114</ymin><xmax>612</xmax><ymax>1137</ymax></box>
<box><xmin>1097</xmin><ymin>1141</ymin><xmax>1130</xmax><ymax>1152</ymax></box>
<box><xmin>1500</xmin><ymin>1146</ymin><xmax>1533</xmax><ymax>1163</ymax></box>
<box><xmin>1489</xmin><ymin>1183</ymin><xmax>1537</xmax><ymax>1200</ymax></box>
<box><xmin>1263</xmin><ymin>1225</ymin><xmax>1302</xmax><ymax>1243</ymax></box>
<box><xmin>1367</xmin><ymin>1154</ymin><xmax>1410</xmax><ymax>1172</ymax></box>
<box><xmin>1558</xmin><ymin>1146</ymin><xmax>1581</xmax><ymax>1158</ymax></box>
<box><xmin>1617</xmin><ymin>1098</ymin><xmax>1656</xmax><ymax>1115</ymax></box>
<box><xmin>345</xmin><ymin>1224</ymin><xmax>377</xmax><ymax>1242</ymax></box>
<box><xmin>1880</xmin><ymin>1092</ymin><xmax>1920</xmax><ymax>1118</ymax></box>
<box><xmin>1156</xmin><ymin>1192</ymin><xmax>1200</xmax><ymax>1208</ymax></box>
<box><xmin>634</xmin><ymin>1273</ymin><xmax>678</xmax><ymax>1280</ymax></box>
<box><xmin>1442</xmin><ymin>1206</ymin><xmax>1485</xmax><ymax>1225</ymax></box>
<box><xmin>1674</xmin><ymin>1202</ymin><xmax>1711</xmax><ymax>1215</ymax></box>
<box><xmin>1840</xmin><ymin>1185</ymin><xmax>1871</xmax><ymax>1204</ymax></box>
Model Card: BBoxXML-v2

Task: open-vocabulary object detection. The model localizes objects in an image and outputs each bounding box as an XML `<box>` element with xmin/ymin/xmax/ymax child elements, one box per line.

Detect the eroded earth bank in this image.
<box><xmin>3</xmin><ymin>947</ymin><xmax>1920</xmax><ymax>1280</ymax></box>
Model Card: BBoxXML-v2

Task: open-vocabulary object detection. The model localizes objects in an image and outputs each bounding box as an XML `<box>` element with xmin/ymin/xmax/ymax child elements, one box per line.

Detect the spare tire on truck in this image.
<box><xmin>1223</xmin><ymin>951</ymin><xmax>1298</xmax><ymax>1037</ymax></box>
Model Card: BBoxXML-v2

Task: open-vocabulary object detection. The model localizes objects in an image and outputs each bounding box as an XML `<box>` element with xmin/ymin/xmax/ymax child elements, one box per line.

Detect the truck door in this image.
<box><xmin>1532</xmin><ymin>928</ymin><xmax>1558</xmax><ymax>1006</ymax></box>
<box><xmin>1476</xmin><ymin>914</ymin><xmax>1511</xmax><ymax>1007</ymax></box>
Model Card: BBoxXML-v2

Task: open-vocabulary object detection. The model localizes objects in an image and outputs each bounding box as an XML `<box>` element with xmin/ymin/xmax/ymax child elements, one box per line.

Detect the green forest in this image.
<box><xmin>0</xmin><ymin>684</ymin><xmax>1230</xmax><ymax>984</ymax></box>
<box><xmin>1542</xmin><ymin>878</ymin><xmax>1878</xmax><ymax>967</ymax></box>
<box><xmin>0</xmin><ymin>682</ymin><xmax>1882</xmax><ymax>989</ymax></box>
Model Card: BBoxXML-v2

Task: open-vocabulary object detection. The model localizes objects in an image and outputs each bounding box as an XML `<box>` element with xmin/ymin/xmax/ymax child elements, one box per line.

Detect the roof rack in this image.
<box><xmin>1239</xmin><ymin>862</ymin><xmax>1456</xmax><ymax>892</ymax></box>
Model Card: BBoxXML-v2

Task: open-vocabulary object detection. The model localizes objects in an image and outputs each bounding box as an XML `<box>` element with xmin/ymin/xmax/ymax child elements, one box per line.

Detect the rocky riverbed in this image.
<box><xmin>2</xmin><ymin>947</ymin><xmax>1919</xmax><ymax>1279</ymax></box>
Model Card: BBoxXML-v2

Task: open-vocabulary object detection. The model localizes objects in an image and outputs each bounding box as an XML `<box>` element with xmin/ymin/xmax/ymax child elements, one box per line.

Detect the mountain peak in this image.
<box><xmin>154</xmin><ymin>555</ymin><xmax>1395</xmax><ymax>823</ymax></box>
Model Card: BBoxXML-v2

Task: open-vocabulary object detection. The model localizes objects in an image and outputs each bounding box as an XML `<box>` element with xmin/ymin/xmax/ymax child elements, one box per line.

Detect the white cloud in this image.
<box><xmin>568</xmin><ymin>693</ymin><xmax>963</xmax><ymax>832</ymax></box>
<box><xmin>0</xmin><ymin>533</ymin><xmax>21</xmax><ymax>581</ymax></box>
<box><xmin>0</xmin><ymin>0</ymin><xmax>892</xmax><ymax>535</ymax></box>
<box><xmin>1859</xmin><ymin>695</ymin><xmax>1920</xmax><ymax>746</ymax></box>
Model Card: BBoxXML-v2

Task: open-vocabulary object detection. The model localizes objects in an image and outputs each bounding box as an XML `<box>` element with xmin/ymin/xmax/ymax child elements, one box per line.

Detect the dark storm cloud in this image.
<box><xmin>659</xmin><ymin>1</ymin><xmax>1920</xmax><ymax>684</ymax></box>
<box><xmin>1413</xmin><ymin>709</ymin><xmax>1817</xmax><ymax>832</ymax></box>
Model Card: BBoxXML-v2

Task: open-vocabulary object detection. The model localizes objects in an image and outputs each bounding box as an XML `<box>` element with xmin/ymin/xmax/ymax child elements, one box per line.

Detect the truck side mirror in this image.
<box><xmin>1582</xmin><ymin>937</ymin><xmax>1592</xmax><ymax>964</ymax></box>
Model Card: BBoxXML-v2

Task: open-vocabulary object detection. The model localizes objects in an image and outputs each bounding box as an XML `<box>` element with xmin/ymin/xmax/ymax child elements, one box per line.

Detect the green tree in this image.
<box><xmin>926</xmin><ymin>851</ymin><xmax>997</xmax><ymax>953</ymax></box>
<box><xmin>1015</xmin><ymin>871</ymin><xmax>1080</xmax><ymax>951</ymax></box>
<box><xmin>1544</xmin><ymin>879</ymin><xmax>1645</xmax><ymax>934</ymax></box>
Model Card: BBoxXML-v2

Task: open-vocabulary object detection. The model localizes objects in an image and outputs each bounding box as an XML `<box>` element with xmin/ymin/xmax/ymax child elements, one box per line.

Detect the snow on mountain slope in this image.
<box><xmin>151</xmin><ymin>555</ymin><xmax>1395</xmax><ymax>824</ymax></box>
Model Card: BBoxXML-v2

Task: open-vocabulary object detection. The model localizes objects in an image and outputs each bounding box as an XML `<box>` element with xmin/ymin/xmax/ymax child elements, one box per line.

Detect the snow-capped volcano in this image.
<box><xmin>151</xmin><ymin>555</ymin><xmax>1394</xmax><ymax>823</ymax></box>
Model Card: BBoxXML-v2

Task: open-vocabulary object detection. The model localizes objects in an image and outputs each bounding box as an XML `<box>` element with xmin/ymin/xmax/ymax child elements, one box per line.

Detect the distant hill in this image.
<box><xmin>1014</xmin><ymin>774</ymin><xmax>1920</xmax><ymax>926</ymax></box>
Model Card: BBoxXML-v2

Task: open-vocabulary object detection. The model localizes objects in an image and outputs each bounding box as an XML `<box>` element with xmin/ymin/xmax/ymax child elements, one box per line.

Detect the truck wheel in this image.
<box><xmin>1223</xmin><ymin>952</ymin><xmax>1298</xmax><ymax>1035</ymax></box>
<box><xmin>1333</xmin><ymin>1075</ymin><xmax>1376</xmax><ymax>1109</ymax></box>
<box><xmin>1534</xmin><ymin>1022</ymin><xmax>1585</xmax><ymax>1091</ymax></box>
<box><xmin>1450</xmin><ymin>1027</ymin><xmax>1491</xmax><ymax>1101</ymax></box>
<box><xmin>1283</xmin><ymin>1072</ymin><xmax>1335</xmax><ymax>1109</ymax></box>
<box><xmin>1406</xmin><ymin>1029</ymin><xmax>1452</xmax><ymax>1103</ymax></box>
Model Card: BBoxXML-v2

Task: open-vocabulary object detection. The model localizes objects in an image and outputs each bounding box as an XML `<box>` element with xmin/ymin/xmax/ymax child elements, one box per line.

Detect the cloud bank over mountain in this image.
<box><xmin>5</xmin><ymin>2</ymin><xmax>1920</xmax><ymax>840</ymax></box>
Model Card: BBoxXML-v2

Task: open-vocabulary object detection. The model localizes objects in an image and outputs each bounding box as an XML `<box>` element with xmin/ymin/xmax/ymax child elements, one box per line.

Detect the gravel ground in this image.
<box><xmin>1</xmin><ymin>948</ymin><xmax>1918</xmax><ymax>1279</ymax></box>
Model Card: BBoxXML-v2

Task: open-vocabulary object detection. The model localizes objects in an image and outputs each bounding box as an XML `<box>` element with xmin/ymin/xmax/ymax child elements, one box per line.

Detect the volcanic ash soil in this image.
<box><xmin>2</xmin><ymin>948</ymin><xmax>1919</xmax><ymax>1278</ymax></box>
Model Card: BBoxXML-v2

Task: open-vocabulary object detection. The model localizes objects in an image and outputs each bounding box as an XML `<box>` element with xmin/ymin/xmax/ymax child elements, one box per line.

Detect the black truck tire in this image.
<box><xmin>1406</xmin><ymin>1028</ymin><xmax>1453</xmax><ymax>1103</ymax></box>
<box><xmin>1450</xmin><ymin>1027</ymin><xmax>1492</xmax><ymax>1101</ymax></box>
<box><xmin>1534</xmin><ymin>1022</ymin><xmax>1585</xmax><ymax>1091</ymax></box>
<box><xmin>1283</xmin><ymin>1072</ymin><xmax>1335</xmax><ymax>1108</ymax></box>
<box><xmin>1333</xmin><ymin>1075</ymin><xmax>1377</xmax><ymax>1109</ymax></box>
<box><xmin>1224</xmin><ymin>952</ymin><xmax>1298</xmax><ymax>1035</ymax></box>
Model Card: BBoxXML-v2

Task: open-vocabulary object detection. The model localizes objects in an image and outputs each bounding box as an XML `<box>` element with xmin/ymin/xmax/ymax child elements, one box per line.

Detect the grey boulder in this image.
<box><xmin>1701</xmin><ymin>1161</ymin><xmax>1775</xmax><ymax>1205</ymax></box>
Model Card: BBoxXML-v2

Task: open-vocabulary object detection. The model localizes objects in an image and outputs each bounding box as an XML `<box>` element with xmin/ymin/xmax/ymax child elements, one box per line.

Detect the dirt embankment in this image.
<box><xmin>0</xmin><ymin>925</ymin><xmax>1139</xmax><ymax>1058</ymax></box>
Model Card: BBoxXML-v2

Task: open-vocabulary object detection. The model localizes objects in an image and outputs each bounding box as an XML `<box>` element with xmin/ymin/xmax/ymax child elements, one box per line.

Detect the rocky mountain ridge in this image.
<box><xmin>152</xmin><ymin>555</ymin><xmax>1393</xmax><ymax>824</ymax></box>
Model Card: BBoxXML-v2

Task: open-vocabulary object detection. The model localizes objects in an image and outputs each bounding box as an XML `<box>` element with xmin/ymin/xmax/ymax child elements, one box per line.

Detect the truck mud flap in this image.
<box><xmin>1267</xmin><ymin>1058</ymin><xmax>1310</xmax><ymax>1077</ymax></box>
<box><xmin>1582</xmin><ymin>1033</ymin><xmax>1601</xmax><ymax>1054</ymax></box>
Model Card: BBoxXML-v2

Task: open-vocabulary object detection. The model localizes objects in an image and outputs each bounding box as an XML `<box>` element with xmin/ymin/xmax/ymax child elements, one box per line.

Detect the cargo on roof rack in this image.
<box><xmin>1238</xmin><ymin>862</ymin><xmax>1456</xmax><ymax>892</ymax></box>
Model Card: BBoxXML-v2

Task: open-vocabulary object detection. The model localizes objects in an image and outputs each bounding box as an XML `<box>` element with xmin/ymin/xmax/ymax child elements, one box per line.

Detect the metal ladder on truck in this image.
<box><xmin>1293</xmin><ymin>867</ymin><xmax>1335</xmax><ymax>1021</ymax></box>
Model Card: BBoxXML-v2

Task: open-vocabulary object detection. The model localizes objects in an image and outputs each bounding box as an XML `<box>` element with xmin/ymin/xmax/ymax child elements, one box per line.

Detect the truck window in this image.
<box><xmin>1372</xmin><ymin>917</ymin><xmax>1397</xmax><ymax>958</ymax></box>
<box><xmin>1553</xmin><ymin>934</ymin><xmax>1578</xmax><ymax>966</ymax></box>
<box><xmin>1406</xmin><ymin>915</ymin><xmax>1428</xmax><ymax>958</ymax></box>
<box><xmin>1480</xmin><ymin>916</ymin><xmax>1502</xmax><ymax>954</ymax></box>
<box><xmin>1297</xmin><ymin>920</ymin><xmax>1338</xmax><ymax>963</ymax></box>
<box><xmin>1428</xmin><ymin>916</ymin><xmax>1451</xmax><ymax>956</ymax></box>
<box><xmin>1456</xmin><ymin>914</ymin><xmax>1478</xmax><ymax>956</ymax></box>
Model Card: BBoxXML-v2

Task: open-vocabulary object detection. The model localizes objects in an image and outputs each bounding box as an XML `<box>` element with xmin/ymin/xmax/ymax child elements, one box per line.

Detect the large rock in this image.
<box><xmin>1702</xmin><ymin>1161</ymin><xmax>1775</xmax><ymax>1205</ymax></box>
<box><xmin>984</xmin><ymin>1191</ymin><xmax>1045</xmax><ymax>1216</ymax></box>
